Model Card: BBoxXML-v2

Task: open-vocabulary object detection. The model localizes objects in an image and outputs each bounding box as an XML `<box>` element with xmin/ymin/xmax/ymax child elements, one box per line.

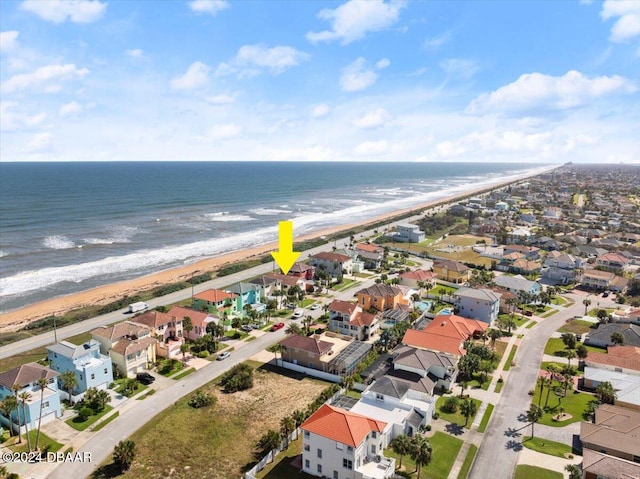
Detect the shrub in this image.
<box><xmin>432</xmin><ymin>412</ymin><xmax>439</xmax><ymax>420</ymax></box>
<box><xmin>197</xmin><ymin>350</ymin><xmax>209</xmax><ymax>358</ymax></box>
<box><xmin>220</xmin><ymin>364</ymin><xmax>254</xmax><ymax>392</ymax></box>
<box><xmin>188</xmin><ymin>391</ymin><xmax>216</xmax><ymax>408</ymax></box>
<box><xmin>442</xmin><ymin>396</ymin><xmax>460</xmax><ymax>413</ymax></box>
<box><xmin>78</xmin><ymin>407</ymin><xmax>93</xmax><ymax>421</ymax></box>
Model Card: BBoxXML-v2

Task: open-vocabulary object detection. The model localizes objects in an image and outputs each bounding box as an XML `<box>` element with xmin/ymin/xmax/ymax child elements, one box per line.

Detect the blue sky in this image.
<box><xmin>0</xmin><ymin>0</ymin><xmax>638</xmax><ymax>162</ymax></box>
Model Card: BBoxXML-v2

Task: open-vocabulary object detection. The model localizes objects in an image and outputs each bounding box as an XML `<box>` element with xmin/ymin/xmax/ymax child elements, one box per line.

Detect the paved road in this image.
<box><xmin>469</xmin><ymin>292</ymin><xmax>586</xmax><ymax>479</ymax></box>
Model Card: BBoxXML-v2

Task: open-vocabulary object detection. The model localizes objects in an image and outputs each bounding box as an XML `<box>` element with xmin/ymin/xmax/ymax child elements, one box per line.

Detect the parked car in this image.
<box><xmin>240</xmin><ymin>325</ymin><xmax>253</xmax><ymax>332</ymax></box>
<box><xmin>287</xmin><ymin>303</ymin><xmax>296</xmax><ymax>309</ymax></box>
<box><xmin>217</xmin><ymin>352</ymin><xmax>231</xmax><ymax>361</ymax></box>
<box><xmin>136</xmin><ymin>372</ymin><xmax>155</xmax><ymax>385</ymax></box>
<box><xmin>249</xmin><ymin>323</ymin><xmax>260</xmax><ymax>329</ymax></box>
<box><xmin>602</xmin><ymin>291</ymin><xmax>610</xmax><ymax>297</ymax></box>
<box><xmin>310</xmin><ymin>304</ymin><xmax>321</xmax><ymax>310</ymax></box>
<box><xmin>292</xmin><ymin>311</ymin><xmax>303</xmax><ymax>319</ymax></box>
<box><xmin>271</xmin><ymin>322</ymin><xmax>285</xmax><ymax>331</ymax></box>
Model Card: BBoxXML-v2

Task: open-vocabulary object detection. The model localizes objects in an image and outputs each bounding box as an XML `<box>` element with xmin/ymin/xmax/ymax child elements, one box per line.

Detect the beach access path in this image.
<box><xmin>468</xmin><ymin>291</ymin><xmax>589</xmax><ymax>479</ymax></box>
<box><xmin>0</xmin><ymin>206</ymin><xmax>445</xmax><ymax>360</ymax></box>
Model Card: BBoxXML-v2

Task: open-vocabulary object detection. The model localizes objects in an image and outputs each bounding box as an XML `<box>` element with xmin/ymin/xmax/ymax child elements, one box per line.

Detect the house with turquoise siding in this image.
<box><xmin>225</xmin><ymin>282</ymin><xmax>266</xmax><ymax>314</ymax></box>
<box><xmin>46</xmin><ymin>340</ymin><xmax>113</xmax><ymax>402</ymax></box>
<box><xmin>0</xmin><ymin>363</ymin><xmax>61</xmax><ymax>434</ymax></box>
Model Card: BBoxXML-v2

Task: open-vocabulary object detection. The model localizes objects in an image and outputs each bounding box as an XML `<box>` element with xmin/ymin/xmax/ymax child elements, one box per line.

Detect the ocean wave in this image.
<box><xmin>83</xmin><ymin>225</ymin><xmax>138</xmax><ymax>245</ymax></box>
<box><xmin>249</xmin><ymin>208</ymin><xmax>292</xmax><ymax>216</ymax></box>
<box><xmin>0</xmin><ymin>251</ymin><xmax>6</xmax><ymax>258</ymax></box>
<box><xmin>205</xmin><ymin>213</ymin><xmax>255</xmax><ymax>222</ymax></box>
<box><xmin>42</xmin><ymin>235</ymin><xmax>76</xmax><ymax>250</ymax></box>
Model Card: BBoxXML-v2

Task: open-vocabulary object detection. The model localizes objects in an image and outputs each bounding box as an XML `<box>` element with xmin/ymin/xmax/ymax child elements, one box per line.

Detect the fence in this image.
<box><xmin>276</xmin><ymin>359</ymin><xmax>342</xmax><ymax>383</ymax></box>
<box><xmin>244</xmin><ymin>427</ymin><xmax>300</xmax><ymax>479</ymax></box>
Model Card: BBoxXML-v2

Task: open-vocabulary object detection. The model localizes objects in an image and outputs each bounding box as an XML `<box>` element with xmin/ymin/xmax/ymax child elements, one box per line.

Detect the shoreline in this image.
<box><xmin>0</xmin><ymin>166</ymin><xmax>556</xmax><ymax>331</ymax></box>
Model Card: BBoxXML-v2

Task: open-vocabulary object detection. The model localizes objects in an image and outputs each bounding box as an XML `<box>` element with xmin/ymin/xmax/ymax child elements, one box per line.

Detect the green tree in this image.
<box><xmin>34</xmin><ymin>377</ymin><xmax>48</xmax><ymax>450</ymax></box>
<box><xmin>583</xmin><ymin>298</ymin><xmax>591</xmax><ymax>315</ymax></box>
<box><xmin>180</xmin><ymin>343</ymin><xmax>189</xmax><ymax>364</ymax></box>
<box><xmin>220</xmin><ymin>363</ymin><xmax>254</xmax><ymax>392</ymax></box>
<box><xmin>256</xmin><ymin>429</ymin><xmax>281</xmax><ymax>455</ymax></box>
<box><xmin>280</xmin><ymin>415</ymin><xmax>296</xmax><ymax>449</ymax></box>
<box><xmin>566</xmin><ymin>349</ymin><xmax>577</xmax><ymax>370</ymax></box>
<box><xmin>526</xmin><ymin>404</ymin><xmax>544</xmax><ymax>439</ymax></box>
<box><xmin>610</xmin><ymin>332</ymin><xmax>624</xmax><ymax>345</ymax></box>
<box><xmin>565</xmin><ymin>464</ymin><xmax>582</xmax><ymax>479</ymax></box>
<box><xmin>182</xmin><ymin>316</ymin><xmax>193</xmax><ymax>341</ymax></box>
<box><xmin>17</xmin><ymin>391</ymin><xmax>32</xmax><ymax>452</ymax></box>
<box><xmin>561</xmin><ymin>332</ymin><xmax>577</xmax><ymax>350</ymax></box>
<box><xmin>11</xmin><ymin>384</ymin><xmax>21</xmax><ymax>443</ymax></box>
<box><xmin>409</xmin><ymin>434</ymin><xmax>432</xmax><ymax>479</ymax></box>
<box><xmin>487</xmin><ymin>328</ymin><xmax>503</xmax><ymax>350</ymax></box>
<box><xmin>576</xmin><ymin>344</ymin><xmax>588</xmax><ymax>362</ymax></box>
<box><xmin>285</xmin><ymin>323</ymin><xmax>303</xmax><ymax>335</ymax></box>
<box><xmin>266</xmin><ymin>344</ymin><xmax>284</xmax><ymax>362</ymax></box>
<box><xmin>0</xmin><ymin>395</ymin><xmax>18</xmax><ymax>440</ymax></box>
<box><xmin>59</xmin><ymin>371</ymin><xmax>78</xmax><ymax>405</ymax></box>
<box><xmin>85</xmin><ymin>387</ymin><xmax>111</xmax><ymax>412</ymax></box>
<box><xmin>595</xmin><ymin>381</ymin><xmax>617</xmax><ymax>404</ymax></box>
<box><xmin>460</xmin><ymin>398</ymin><xmax>478</xmax><ymax>426</ymax></box>
<box><xmin>113</xmin><ymin>439</ymin><xmax>136</xmax><ymax>472</ymax></box>
<box><xmin>390</xmin><ymin>434</ymin><xmax>412</xmax><ymax>470</ymax></box>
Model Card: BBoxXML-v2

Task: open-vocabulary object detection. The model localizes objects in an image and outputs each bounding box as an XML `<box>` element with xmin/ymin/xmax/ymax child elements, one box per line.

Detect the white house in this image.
<box><xmin>453</xmin><ymin>287</ymin><xmax>501</xmax><ymax>324</ymax></box>
<box><xmin>394</xmin><ymin>224</ymin><xmax>425</xmax><ymax>243</ymax></box>
<box><xmin>301</xmin><ymin>404</ymin><xmax>395</xmax><ymax>479</ymax></box>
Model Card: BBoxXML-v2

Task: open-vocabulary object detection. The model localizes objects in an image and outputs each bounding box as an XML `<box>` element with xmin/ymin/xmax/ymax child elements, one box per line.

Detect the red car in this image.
<box><xmin>270</xmin><ymin>322</ymin><xmax>285</xmax><ymax>331</ymax></box>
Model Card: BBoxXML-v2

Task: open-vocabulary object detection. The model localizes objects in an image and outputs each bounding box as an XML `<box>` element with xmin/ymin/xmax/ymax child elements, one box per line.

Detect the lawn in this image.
<box><xmin>8</xmin><ymin>430</ymin><xmax>63</xmax><ymax>453</ymax></box>
<box><xmin>532</xmin><ymin>382</ymin><xmax>595</xmax><ymax>427</ymax></box>
<box><xmin>386</xmin><ymin>431</ymin><xmax>463</xmax><ymax>479</ymax></box>
<box><xmin>332</xmin><ymin>278</ymin><xmax>359</xmax><ymax>292</ymax></box>
<box><xmin>478</xmin><ymin>403</ymin><xmax>494</xmax><ymax>433</ymax></box>
<box><xmin>467</xmin><ymin>375</ymin><xmax>492</xmax><ymax>391</ymax></box>
<box><xmin>495</xmin><ymin>380</ymin><xmax>504</xmax><ymax>393</ymax></box>
<box><xmin>66</xmin><ymin>405</ymin><xmax>114</xmax><ymax>431</ymax></box>
<box><xmin>514</xmin><ymin>465</ymin><xmax>562</xmax><ymax>479</ymax></box>
<box><xmin>256</xmin><ymin>438</ymin><xmax>315</xmax><ymax>479</ymax></box>
<box><xmin>503</xmin><ymin>345</ymin><xmax>518</xmax><ymax>371</ymax></box>
<box><xmin>157</xmin><ymin>358</ymin><xmax>185</xmax><ymax>376</ymax></box>
<box><xmin>114</xmin><ymin>379</ymin><xmax>148</xmax><ymax>397</ymax></box>
<box><xmin>456</xmin><ymin>444</ymin><xmax>478</xmax><ymax>479</ymax></box>
<box><xmin>299</xmin><ymin>298</ymin><xmax>315</xmax><ymax>308</ymax></box>
<box><xmin>429</xmin><ymin>284</ymin><xmax>458</xmax><ymax>296</ymax></box>
<box><xmin>525</xmin><ymin>321</ymin><xmax>537</xmax><ymax>329</ymax></box>
<box><xmin>105</xmin><ymin>362</ymin><xmax>329</xmax><ymax>479</ymax></box>
<box><xmin>92</xmin><ymin>411</ymin><xmax>119</xmax><ymax>431</ymax></box>
<box><xmin>587</xmin><ymin>307</ymin><xmax>615</xmax><ymax>318</ymax></box>
<box><xmin>494</xmin><ymin>341</ymin><xmax>507</xmax><ymax>361</ymax></box>
<box><xmin>512</xmin><ymin>315</ymin><xmax>529</xmax><ymax>328</ymax></box>
<box><xmin>558</xmin><ymin>320</ymin><xmax>595</xmax><ymax>335</ymax></box>
<box><xmin>172</xmin><ymin>367</ymin><xmax>195</xmax><ymax>380</ymax></box>
<box><xmin>544</xmin><ymin>338</ymin><xmax>605</xmax><ymax>357</ymax></box>
<box><xmin>435</xmin><ymin>396</ymin><xmax>482</xmax><ymax>428</ymax></box>
<box><xmin>522</xmin><ymin>436</ymin><xmax>573</xmax><ymax>458</ymax></box>
<box><xmin>551</xmin><ymin>296</ymin><xmax>568</xmax><ymax>306</ymax></box>
<box><xmin>540</xmin><ymin>362</ymin><xmax>581</xmax><ymax>376</ymax></box>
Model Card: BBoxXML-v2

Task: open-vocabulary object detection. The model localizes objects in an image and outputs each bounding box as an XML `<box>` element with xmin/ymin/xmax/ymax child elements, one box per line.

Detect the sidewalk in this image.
<box><xmin>518</xmin><ymin>447</ymin><xmax>581</xmax><ymax>478</ymax></box>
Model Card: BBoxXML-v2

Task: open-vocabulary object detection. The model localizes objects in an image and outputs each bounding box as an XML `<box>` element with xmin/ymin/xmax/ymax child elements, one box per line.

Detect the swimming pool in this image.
<box><xmin>437</xmin><ymin>307</ymin><xmax>453</xmax><ymax>315</ymax></box>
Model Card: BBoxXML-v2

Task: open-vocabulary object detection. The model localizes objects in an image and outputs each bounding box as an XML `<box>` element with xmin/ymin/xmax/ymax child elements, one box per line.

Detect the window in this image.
<box><xmin>343</xmin><ymin>459</ymin><xmax>353</xmax><ymax>470</ymax></box>
<box><xmin>317</xmin><ymin>464</ymin><xmax>322</xmax><ymax>474</ymax></box>
<box><xmin>347</xmin><ymin>446</ymin><xmax>353</xmax><ymax>452</ymax></box>
<box><xmin>372</xmin><ymin>431</ymin><xmax>377</xmax><ymax>438</ymax></box>
<box><xmin>304</xmin><ymin>431</ymin><xmax>310</xmax><ymax>438</ymax></box>
<box><xmin>304</xmin><ymin>459</ymin><xmax>310</xmax><ymax>469</ymax></box>
<box><xmin>91</xmin><ymin>373</ymin><xmax>95</xmax><ymax>380</ymax></box>
<box><xmin>80</xmin><ymin>374</ymin><xmax>83</xmax><ymax>380</ymax></box>
<box><xmin>371</xmin><ymin>445</ymin><xmax>376</xmax><ymax>454</ymax></box>
<box><xmin>317</xmin><ymin>449</ymin><xmax>322</xmax><ymax>458</ymax></box>
<box><xmin>104</xmin><ymin>368</ymin><xmax>108</xmax><ymax>374</ymax></box>
<box><xmin>333</xmin><ymin>472</ymin><xmax>339</xmax><ymax>479</ymax></box>
<box><xmin>336</xmin><ymin>442</ymin><xmax>343</xmax><ymax>450</ymax></box>
<box><xmin>42</xmin><ymin>401</ymin><xmax>49</xmax><ymax>408</ymax></box>
<box><xmin>375</xmin><ymin>393</ymin><xmax>384</xmax><ymax>401</ymax></box>
<box><xmin>304</xmin><ymin>444</ymin><xmax>310</xmax><ymax>452</ymax></box>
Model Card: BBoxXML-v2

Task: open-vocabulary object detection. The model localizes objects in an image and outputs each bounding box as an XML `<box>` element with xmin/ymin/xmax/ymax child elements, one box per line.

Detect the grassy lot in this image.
<box><xmin>345</xmin><ymin>390</ymin><xmax>362</xmax><ymax>399</ymax></box>
<box><xmin>172</xmin><ymin>367</ymin><xmax>195</xmax><ymax>380</ymax></box>
<box><xmin>551</xmin><ymin>296</ymin><xmax>568</xmax><ymax>306</ymax></box>
<box><xmin>92</xmin><ymin>411</ymin><xmax>119</xmax><ymax>431</ymax></box>
<box><xmin>8</xmin><ymin>430</ymin><xmax>63</xmax><ymax>453</ymax></box>
<box><xmin>421</xmin><ymin>234</ymin><xmax>494</xmax><ymax>268</ymax></box>
<box><xmin>115</xmin><ymin>380</ymin><xmax>148</xmax><ymax>397</ymax></box>
<box><xmin>540</xmin><ymin>362</ymin><xmax>582</xmax><ymax>376</ymax></box>
<box><xmin>467</xmin><ymin>375</ymin><xmax>492</xmax><ymax>391</ymax></box>
<box><xmin>353</xmin><ymin>272</ymin><xmax>374</xmax><ymax>278</ymax></box>
<box><xmin>157</xmin><ymin>358</ymin><xmax>185</xmax><ymax>376</ymax></box>
<box><xmin>429</xmin><ymin>284</ymin><xmax>458</xmax><ymax>296</ymax></box>
<box><xmin>494</xmin><ymin>341</ymin><xmax>508</xmax><ymax>361</ymax></box>
<box><xmin>533</xmin><ymin>382</ymin><xmax>595</xmax><ymax>427</ymax></box>
<box><xmin>522</xmin><ymin>436</ymin><xmax>573</xmax><ymax>458</ymax></box>
<box><xmin>0</xmin><ymin>331</ymin><xmax>93</xmax><ymax>373</ymax></box>
<box><xmin>558</xmin><ymin>320</ymin><xmax>595</xmax><ymax>335</ymax></box>
<box><xmin>514</xmin><ymin>465</ymin><xmax>562</xmax><ymax>479</ymax></box>
<box><xmin>256</xmin><ymin>438</ymin><xmax>315</xmax><ymax>479</ymax></box>
<box><xmin>544</xmin><ymin>338</ymin><xmax>605</xmax><ymax>357</ymax></box>
<box><xmin>332</xmin><ymin>278</ymin><xmax>359</xmax><ymax>292</ymax></box>
<box><xmin>503</xmin><ymin>345</ymin><xmax>518</xmax><ymax>371</ymax></box>
<box><xmin>66</xmin><ymin>405</ymin><xmax>114</xmax><ymax>431</ymax></box>
<box><xmin>299</xmin><ymin>298</ymin><xmax>315</xmax><ymax>308</ymax></box>
<box><xmin>386</xmin><ymin>432</ymin><xmax>463</xmax><ymax>479</ymax></box>
<box><xmin>435</xmin><ymin>396</ymin><xmax>482</xmax><ymax>428</ymax></box>
<box><xmin>512</xmin><ymin>315</ymin><xmax>529</xmax><ymax>328</ymax></box>
<box><xmin>457</xmin><ymin>444</ymin><xmax>478</xmax><ymax>479</ymax></box>
<box><xmin>100</xmin><ymin>362</ymin><xmax>329</xmax><ymax>479</ymax></box>
<box><xmin>587</xmin><ymin>308</ymin><xmax>615</xmax><ymax>317</ymax></box>
<box><xmin>225</xmin><ymin>329</ymin><xmax>249</xmax><ymax>339</ymax></box>
<box><xmin>478</xmin><ymin>403</ymin><xmax>494</xmax><ymax>433</ymax></box>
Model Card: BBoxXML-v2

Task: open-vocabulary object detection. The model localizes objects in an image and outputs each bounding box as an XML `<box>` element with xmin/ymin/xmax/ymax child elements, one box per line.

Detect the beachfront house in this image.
<box><xmin>193</xmin><ymin>289</ymin><xmax>239</xmax><ymax>315</ymax></box>
<box><xmin>453</xmin><ymin>287</ymin><xmax>501</xmax><ymax>324</ymax></box>
<box><xmin>167</xmin><ymin>306</ymin><xmax>218</xmax><ymax>340</ymax></box>
<box><xmin>300</xmin><ymin>404</ymin><xmax>395</xmax><ymax>479</ymax></box>
<box><xmin>225</xmin><ymin>282</ymin><xmax>266</xmax><ymax>314</ymax></box>
<box><xmin>287</xmin><ymin>262</ymin><xmax>315</xmax><ymax>280</ymax></box>
<box><xmin>394</xmin><ymin>224</ymin><xmax>425</xmax><ymax>243</ymax></box>
<box><xmin>91</xmin><ymin>321</ymin><xmax>157</xmax><ymax>378</ymax></box>
<box><xmin>46</xmin><ymin>340</ymin><xmax>113</xmax><ymax>402</ymax></box>
<box><xmin>309</xmin><ymin>252</ymin><xmax>353</xmax><ymax>277</ymax></box>
<box><xmin>0</xmin><ymin>363</ymin><xmax>62</xmax><ymax>434</ymax></box>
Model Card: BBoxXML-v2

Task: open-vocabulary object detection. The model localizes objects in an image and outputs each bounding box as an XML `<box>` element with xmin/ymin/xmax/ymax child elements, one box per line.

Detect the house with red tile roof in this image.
<box><xmin>287</xmin><ymin>262</ymin><xmax>315</xmax><ymax>280</ymax></box>
<box><xmin>399</xmin><ymin>269</ymin><xmax>436</xmax><ymax>289</ymax></box>
<box><xmin>432</xmin><ymin>259</ymin><xmax>470</xmax><ymax>284</ymax></box>
<box><xmin>90</xmin><ymin>321</ymin><xmax>157</xmax><ymax>377</ymax></box>
<box><xmin>167</xmin><ymin>306</ymin><xmax>218</xmax><ymax>340</ymax></box>
<box><xmin>193</xmin><ymin>288</ymin><xmax>239</xmax><ymax>315</ymax></box>
<box><xmin>135</xmin><ymin>310</ymin><xmax>185</xmax><ymax>358</ymax></box>
<box><xmin>596</xmin><ymin>252</ymin><xmax>631</xmax><ymax>273</ymax></box>
<box><xmin>328</xmin><ymin>299</ymin><xmax>380</xmax><ymax>341</ymax></box>
<box><xmin>356</xmin><ymin>284</ymin><xmax>408</xmax><ymax>312</ymax></box>
<box><xmin>301</xmin><ymin>404</ymin><xmax>395</xmax><ymax>479</ymax></box>
<box><xmin>278</xmin><ymin>335</ymin><xmax>335</xmax><ymax>372</ymax></box>
<box><xmin>401</xmin><ymin>314</ymin><xmax>488</xmax><ymax>357</ymax></box>
<box><xmin>585</xmin><ymin>346</ymin><xmax>640</xmax><ymax>375</ymax></box>
<box><xmin>309</xmin><ymin>251</ymin><xmax>353</xmax><ymax>277</ymax></box>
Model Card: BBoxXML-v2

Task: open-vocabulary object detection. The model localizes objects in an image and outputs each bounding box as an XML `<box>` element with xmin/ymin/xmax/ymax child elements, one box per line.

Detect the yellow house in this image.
<box><xmin>433</xmin><ymin>259</ymin><xmax>471</xmax><ymax>284</ymax></box>
<box><xmin>355</xmin><ymin>284</ymin><xmax>407</xmax><ymax>312</ymax></box>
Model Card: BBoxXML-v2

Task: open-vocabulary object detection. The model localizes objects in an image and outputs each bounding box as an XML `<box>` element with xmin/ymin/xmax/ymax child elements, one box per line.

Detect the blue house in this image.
<box><xmin>0</xmin><ymin>363</ymin><xmax>62</xmax><ymax>434</ymax></box>
<box><xmin>225</xmin><ymin>282</ymin><xmax>266</xmax><ymax>314</ymax></box>
<box><xmin>47</xmin><ymin>340</ymin><xmax>113</xmax><ymax>401</ymax></box>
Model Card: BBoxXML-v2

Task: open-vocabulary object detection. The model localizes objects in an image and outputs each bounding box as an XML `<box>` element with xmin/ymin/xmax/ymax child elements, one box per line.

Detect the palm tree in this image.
<box><xmin>543</xmin><ymin>376</ymin><xmax>554</xmax><ymax>409</ymax></box>
<box><xmin>390</xmin><ymin>434</ymin><xmax>412</xmax><ymax>470</ymax></box>
<box><xmin>583</xmin><ymin>298</ymin><xmax>591</xmax><ymax>315</ymax></box>
<box><xmin>565</xmin><ymin>464</ymin><xmax>582</xmax><ymax>479</ymax></box>
<box><xmin>182</xmin><ymin>316</ymin><xmax>193</xmax><ymax>341</ymax></box>
<box><xmin>566</xmin><ymin>349</ymin><xmax>577</xmax><ymax>370</ymax></box>
<box><xmin>11</xmin><ymin>383</ymin><xmax>22</xmax><ymax>443</ymax></box>
<box><xmin>34</xmin><ymin>376</ymin><xmax>48</xmax><ymax>450</ymax></box>
<box><xmin>292</xmin><ymin>409</ymin><xmax>306</xmax><ymax>428</ymax></box>
<box><xmin>180</xmin><ymin>343</ymin><xmax>189</xmax><ymax>364</ymax></box>
<box><xmin>302</xmin><ymin>315</ymin><xmax>313</xmax><ymax>335</ymax></box>
<box><xmin>410</xmin><ymin>434</ymin><xmax>432</xmax><ymax>479</ymax></box>
<box><xmin>113</xmin><ymin>439</ymin><xmax>136</xmax><ymax>472</ymax></box>
<box><xmin>460</xmin><ymin>398</ymin><xmax>478</xmax><ymax>426</ymax></box>
<box><xmin>18</xmin><ymin>391</ymin><xmax>32</xmax><ymax>452</ymax></box>
<box><xmin>285</xmin><ymin>323</ymin><xmax>303</xmax><ymax>335</ymax></box>
<box><xmin>610</xmin><ymin>332</ymin><xmax>624</xmax><ymax>345</ymax></box>
<box><xmin>0</xmin><ymin>395</ymin><xmax>18</xmax><ymax>440</ymax></box>
<box><xmin>537</xmin><ymin>376</ymin><xmax>546</xmax><ymax>406</ymax></box>
<box><xmin>595</xmin><ymin>381</ymin><xmax>617</xmax><ymax>404</ymax></box>
<box><xmin>487</xmin><ymin>328</ymin><xmax>502</xmax><ymax>350</ymax></box>
<box><xmin>526</xmin><ymin>404</ymin><xmax>544</xmax><ymax>439</ymax></box>
<box><xmin>257</xmin><ymin>429</ymin><xmax>281</xmax><ymax>455</ymax></box>
<box><xmin>279</xmin><ymin>415</ymin><xmax>296</xmax><ymax>449</ymax></box>
<box><xmin>59</xmin><ymin>371</ymin><xmax>77</xmax><ymax>406</ymax></box>
<box><xmin>267</xmin><ymin>344</ymin><xmax>284</xmax><ymax>362</ymax></box>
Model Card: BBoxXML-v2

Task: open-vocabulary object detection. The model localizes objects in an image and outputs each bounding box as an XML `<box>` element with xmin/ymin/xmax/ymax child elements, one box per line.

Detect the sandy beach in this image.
<box><xmin>0</xmin><ymin>167</ymin><xmax>552</xmax><ymax>331</ymax></box>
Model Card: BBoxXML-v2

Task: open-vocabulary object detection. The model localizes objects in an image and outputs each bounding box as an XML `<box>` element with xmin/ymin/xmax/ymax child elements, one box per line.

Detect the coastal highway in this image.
<box><xmin>0</xmin><ymin>206</ymin><xmax>442</xmax><ymax>360</ymax></box>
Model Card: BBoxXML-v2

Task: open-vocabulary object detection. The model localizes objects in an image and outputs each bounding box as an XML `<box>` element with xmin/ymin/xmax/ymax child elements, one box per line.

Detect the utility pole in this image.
<box><xmin>53</xmin><ymin>313</ymin><xmax>58</xmax><ymax>343</ymax></box>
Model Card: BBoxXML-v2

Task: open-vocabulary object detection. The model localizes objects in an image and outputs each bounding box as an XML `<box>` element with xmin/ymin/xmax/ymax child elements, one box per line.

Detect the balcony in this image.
<box><xmin>357</xmin><ymin>455</ymin><xmax>396</xmax><ymax>479</ymax></box>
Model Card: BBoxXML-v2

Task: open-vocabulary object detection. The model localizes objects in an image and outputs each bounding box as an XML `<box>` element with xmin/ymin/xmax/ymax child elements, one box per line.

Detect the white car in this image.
<box><xmin>292</xmin><ymin>311</ymin><xmax>303</xmax><ymax>319</ymax></box>
<box><xmin>217</xmin><ymin>352</ymin><xmax>231</xmax><ymax>361</ymax></box>
<box><xmin>310</xmin><ymin>304</ymin><xmax>321</xmax><ymax>310</ymax></box>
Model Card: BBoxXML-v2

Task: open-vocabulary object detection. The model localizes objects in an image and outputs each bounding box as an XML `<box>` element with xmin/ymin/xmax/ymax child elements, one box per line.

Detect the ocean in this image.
<box><xmin>0</xmin><ymin>161</ymin><xmax>548</xmax><ymax>313</ymax></box>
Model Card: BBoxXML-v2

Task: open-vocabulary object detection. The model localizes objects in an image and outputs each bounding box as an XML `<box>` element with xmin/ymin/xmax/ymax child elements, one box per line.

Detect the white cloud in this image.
<box><xmin>259</xmin><ymin>145</ymin><xmax>335</xmax><ymax>161</ymax></box>
<box><xmin>26</xmin><ymin>132</ymin><xmax>54</xmax><ymax>152</ymax></box>
<box><xmin>0</xmin><ymin>101</ymin><xmax>46</xmax><ymax>131</ymax></box>
<box><xmin>188</xmin><ymin>0</ymin><xmax>229</xmax><ymax>16</ymax></box>
<box><xmin>59</xmin><ymin>101</ymin><xmax>83</xmax><ymax>117</ymax></box>
<box><xmin>215</xmin><ymin>44</ymin><xmax>309</xmax><ymax>78</ymax></box>
<box><xmin>467</xmin><ymin>70</ymin><xmax>637</xmax><ymax>115</ymax></box>
<box><xmin>170</xmin><ymin>61</ymin><xmax>210</xmax><ymax>90</ymax></box>
<box><xmin>125</xmin><ymin>49</ymin><xmax>144</xmax><ymax>58</ymax></box>
<box><xmin>1</xmin><ymin>64</ymin><xmax>89</xmax><ymax>94</ymax></box>
<box><xmin>352</xmin><ymin>108</ymin><xmax>392</xmax><ymax>128</ymax></box>
<box><xmin>204</xmin><ymin>94</ymin><xmax>235</xmax><ymax>104</ymax></box>
<box><xmin>340</xmin><ymin>57</ymin><xmax>378</xmax><ymax>92</ymax></box>
<box><xmin>601</xmin><ymin>0</ymin><xmax>640</xmax><ymax>42</ymax></box>
<box><xmin>375</xmin><ymin>58</ymin><xmax>391</xmax><ymax>69</ymax></box>
<box><xmin>0</xmin><ymin>31</ymin><xmax>20</xmax><ymax>53</ymax></box>
<box><xmin>197</xmin><ymin>123</ymin><xmax>241</xmax><ymax>142</ymax></box>
<box><xmin>423</xmin><ymin>31</ymin><xmax>452</xmax><ymax>51</ymax></box>
<box><xmin>354</xmin><ymin>140</ymin><xmax>389</xmax><ymax>156</ymax></box>
<box><xmin>409</xmin><ymin>67</ymin><xmax>427</xmax><ymax>77</ymax></box>
<box><xmin>440</xmin><ymin>58</ymin><xmax>478</xmax><ymax>80</ymax></box>
<box><xmin>20</xmin><ymin>0</ymin><xmax>106</xmax><ymax>24</ymax></box>
<box><xmin>311</xmin><ymin>103</ymin><xmax>330</xmax><ymax>118</ymax></box>
<box><xmin>306</xmin><ymin>0</ymin><xmax>406</xmax><ymax>45</ymax></box>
